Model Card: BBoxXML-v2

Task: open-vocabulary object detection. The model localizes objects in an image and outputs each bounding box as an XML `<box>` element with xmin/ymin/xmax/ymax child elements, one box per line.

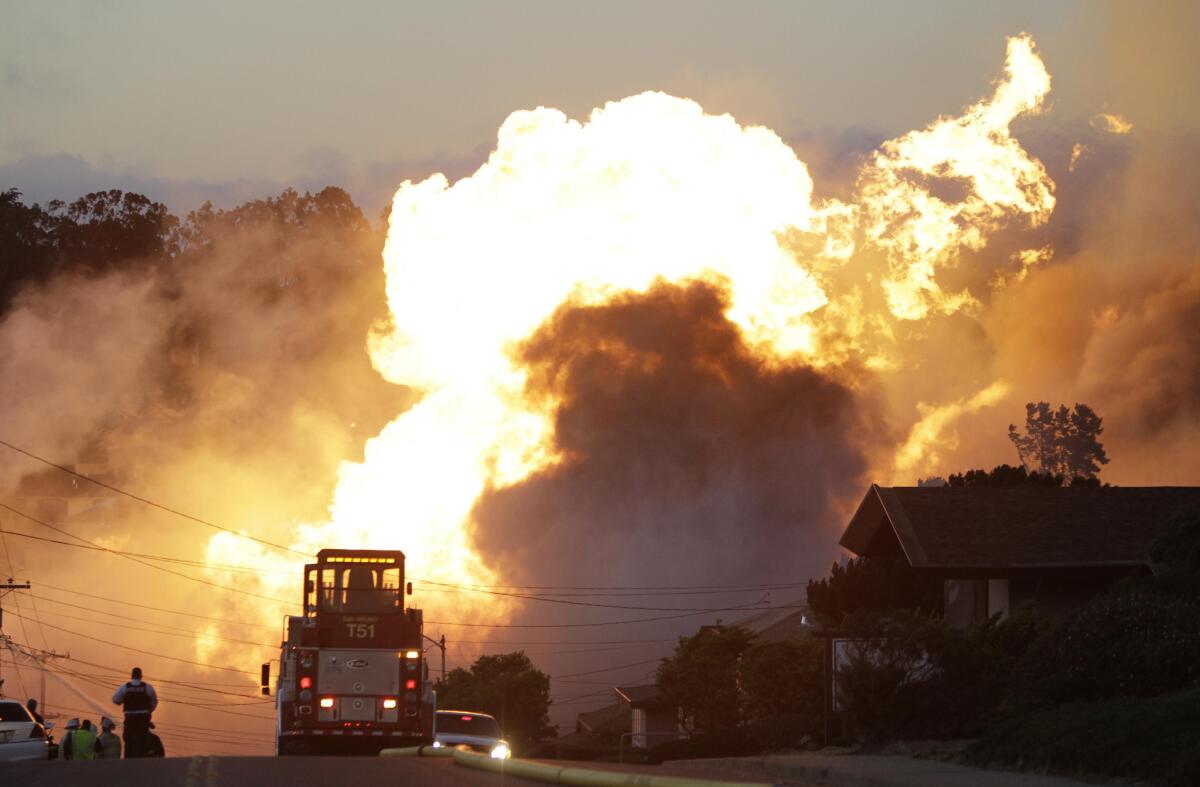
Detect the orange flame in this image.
<box><xmin>202</xmin><ymin>34</ymin><xmax>1061</xmax><ymax>637</ymax></box>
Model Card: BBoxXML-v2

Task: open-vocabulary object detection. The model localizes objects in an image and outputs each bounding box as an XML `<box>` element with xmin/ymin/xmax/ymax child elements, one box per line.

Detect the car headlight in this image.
<box><xmin>490</xmin><ymin>743</ymin><xmax>511</xmax><ymax>759</ymax></box>
<box><xmin>431</xmin><ymin>740</ymin><xmax>443</xmax><ymax>748</ymax></box>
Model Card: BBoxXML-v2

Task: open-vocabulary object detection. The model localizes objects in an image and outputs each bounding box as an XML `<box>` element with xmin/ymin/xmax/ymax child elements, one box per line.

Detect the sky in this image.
<box><xmin>0</xmin><ymin>0</ymin><xmax>1132</xmax><ymax>214</ymax></box>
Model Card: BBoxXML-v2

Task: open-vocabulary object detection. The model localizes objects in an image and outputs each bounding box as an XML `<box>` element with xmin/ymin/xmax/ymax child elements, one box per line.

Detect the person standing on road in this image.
<box><xmin>74</xmin><ymin>720</ymin><xmax>98</xmax><ymax>761</ymax></box>
<box><xmin>26</xmin><ymin>698</ymin><xmax>44</xmax><ymax>726</ymax></box>
<box><xmin>61</xmin><ymin>718</ymin><xmax>80</xmax><ymax>760</ymax></box>
<box><xmin>96</xmin><ymin>717</ymin><xmax>122</xmax><ymax>759</ymax></box>
<box><xmin>112</xmin><ymin>666</ymin><xmax>157</xmax><ymax>758</ymax></box>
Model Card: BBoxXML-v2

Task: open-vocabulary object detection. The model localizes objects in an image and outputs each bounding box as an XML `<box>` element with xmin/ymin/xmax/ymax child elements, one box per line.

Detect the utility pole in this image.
<box><xmin>0</xmin><ymin>578</ymin><xmax>32</xmax><ymax>699</ymax></box>
<box><xmin>33</xmin><ymin>650</ymin><xmax>69</xmax><ymax>714</ymax></box>
<box><xmin>423</xmin><ymin>633</ymin><xmax>446</xmax><ymax>683</ymax></box>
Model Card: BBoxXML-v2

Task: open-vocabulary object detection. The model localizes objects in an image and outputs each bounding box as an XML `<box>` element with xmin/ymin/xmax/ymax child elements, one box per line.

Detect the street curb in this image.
<box><xmin>450</xmin><ymin>747</ymin><xmax>773</xmax><ymax>787</ymax></box>
<box><xmin>378</xmin><ymin>744</ymin><xmax>454</xmax><ymax>758</ymax></box>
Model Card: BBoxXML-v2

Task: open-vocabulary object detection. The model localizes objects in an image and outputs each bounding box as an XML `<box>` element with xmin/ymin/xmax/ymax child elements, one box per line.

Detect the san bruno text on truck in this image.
<box><xmin>261</xmin><ymin>549</ymin><xmax>435</xmax><ymax>756</ymax></box>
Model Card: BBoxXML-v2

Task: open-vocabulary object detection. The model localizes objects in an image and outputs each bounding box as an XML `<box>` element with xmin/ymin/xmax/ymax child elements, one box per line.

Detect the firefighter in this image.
<box><xmin>111</xmin><ymin>666</ymin><xmax>157</xmax><ymax>758</ymax></box>
<box><xmin>61</xmin><ymin>718</ymin><xmax>79</xmax><ymax>760</ymax></box>
<box><xmin>77</xmin><ymin>720</ymin><xmax>98</xmax><ymax>761</ymax></box>
<box><xmin>96</xmin><ymin>717</ymin><xmax>122</xmax><ymax>759</ymax></box>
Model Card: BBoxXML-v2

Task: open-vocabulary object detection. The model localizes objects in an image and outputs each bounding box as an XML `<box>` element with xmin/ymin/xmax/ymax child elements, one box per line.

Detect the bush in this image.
<box><xmin>645</xmin><ymin>728</ymin><xmax>759</xmax><ymax>763</ymax></box>
<box><xmin>835</xmin><ymin>610</ymin><xmax>1046</xmax><ymax>741</ymax></box>
<box><xmin>739</xmin><ymin>639</ymin><xmax>822</xmax><ymax>726</ymax></box>
<box><xmin>1009</xmin><ymin>591</ymin><xmax>1200</xmax><ymax>705</ymax></box>
<box><xmin>745</xmin><ymin>713</ymin><xmax>818</xmax><ymax>752</ymax></box>
<box><xmin>1149</xmin><ymin>508</ymin><xmax>1200</xmax><ymax>599</ymax></box>
<box><xmin>966</xmin><ymin>689</ymin><xmax>1200</xmax><ymax>786</ymax></box>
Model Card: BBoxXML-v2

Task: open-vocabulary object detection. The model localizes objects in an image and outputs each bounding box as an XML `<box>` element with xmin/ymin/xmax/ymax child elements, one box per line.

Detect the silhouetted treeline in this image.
<box><xmin>0</xmin><ymin>186</ymin><xmax>378</xmax><ymax>312</ymax></box>
<box><xmin>946</xmin><ymin>463</ymin><xmax>1100</xmax><ymax>488</ymax></box>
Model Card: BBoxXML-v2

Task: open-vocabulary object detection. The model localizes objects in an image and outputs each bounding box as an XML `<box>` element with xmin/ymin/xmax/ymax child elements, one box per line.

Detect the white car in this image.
<box><xmin>0</xmin><ymin>701</ymin><xmax>51</xmax><ymax>762</ymax></box>
<box><xmin>431</xmin><ymin>710</ymin><xmax>511</xmax><ymax>759</ymax></box>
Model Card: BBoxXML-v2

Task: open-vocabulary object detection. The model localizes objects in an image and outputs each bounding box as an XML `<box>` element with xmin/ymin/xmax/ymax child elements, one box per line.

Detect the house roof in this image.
<box><xmin>840</xmin><ymin>484</ymin><xmax>1200</xmax><ymax>569</ymax></box>
<box><xmin>614</xmin><ymin>684</ymin><xmax>662</xmax><ymax>707</ymax></box>
<box><xmin>730</xmin><ymin>603</ymin><xmax>814</xmax><ymax>642</ymax></box>
<box><xmin>576</xmin><ymin>702</ymin><xmax>628</xmax><ymax>735</ymax></box>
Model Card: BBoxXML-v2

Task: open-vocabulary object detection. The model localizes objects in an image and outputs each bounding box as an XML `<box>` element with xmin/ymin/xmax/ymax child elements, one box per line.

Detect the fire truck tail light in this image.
<box><xmin>404</xmin><ymin>650</ymin><xmax>419</xmax><ymax>659</ymax></box>
<box><xmin>382</xmin><ymin>698</ymin><xmax>397</xmax><ymax>709</ymax></box>
<box><xmin>405</xmin><ymin>679</ymin><xmax>417</xmax><ymax>690</ymax></box>
<box><xmin>319</xmin><ymin>697</ymin><xmax>335</xmax><ymax>709</ymax></box>
<box><xmin>299</xmin><ymin>676</ymin><xmax>312</xmax><ymax>689</ymax></box>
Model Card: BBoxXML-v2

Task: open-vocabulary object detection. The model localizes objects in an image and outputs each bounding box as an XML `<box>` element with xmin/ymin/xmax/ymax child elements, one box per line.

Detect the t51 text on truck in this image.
<box><xmin>264</xmin><ymin>549</ymin><xmax>434</xmax><ymax>755</ymax></box>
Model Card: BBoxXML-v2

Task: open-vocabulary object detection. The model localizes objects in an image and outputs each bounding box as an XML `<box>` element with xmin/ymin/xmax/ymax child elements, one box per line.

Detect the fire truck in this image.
<box><xmin>264</xmin><ymin>549</ymin><xmax>434</xmax><ymax>755</ymax></box>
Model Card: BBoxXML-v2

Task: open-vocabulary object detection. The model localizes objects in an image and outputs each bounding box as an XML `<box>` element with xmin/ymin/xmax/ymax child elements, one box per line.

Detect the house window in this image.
<box><xmin>945</xmin><ymin>578</ymin><xmax>1010</xmax><ymax>628</ymax></box>
<box><xmin>987</xmin><ymin>579</ymin><xmax>1009</xmax><ymax>619</ymax></box>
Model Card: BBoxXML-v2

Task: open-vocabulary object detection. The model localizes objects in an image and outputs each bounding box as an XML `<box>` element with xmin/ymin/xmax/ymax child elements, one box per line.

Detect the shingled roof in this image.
<box><xmin>840</xmin><ymin>485</ymin><xmax>1200</xmax><ymax>569</ymax></box>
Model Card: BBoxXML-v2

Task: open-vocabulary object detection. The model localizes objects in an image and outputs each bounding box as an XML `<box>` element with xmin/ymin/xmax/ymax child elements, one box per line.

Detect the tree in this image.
<box><xmin>946</xmin><ymin>463</ymin><xmax>1064</xmax><ymax>487</ymax></box>
<box><xmin>1007</xmin><ymin>402</ymin><xmax>1109</xmax><ymax>483</ymax></box>
<box><xmin>806</xmin><ymin>556</ymin><xmax>942</xmax><ymax>626</ymax></box>
<box><xmin>433</xmin><ymin>652</ymin><xmax>552</xmax><ymax>753</ymax></box>
<box><xmin>1148</xmin><ymin>508</ymin><xmax>1200</xmax><ymax>599</ymax></box>
<box><xmin>656</xmin><ymin>626</ymin><xmax>754</xmax><ymax>736</ymax></box>
<box><xmin>739</xmin><ymin>638</ymin><xmax>823</xmax><ymax>721</ymax></box>
<box><xmin>0</xmin><ymin>188</ymin><xmax>54</xmax><ymax>308</ymax></box>
<box><xmin>45</xmin><ymin>189</ymin><xmax>179</xmax><ymax>268</ymax></box>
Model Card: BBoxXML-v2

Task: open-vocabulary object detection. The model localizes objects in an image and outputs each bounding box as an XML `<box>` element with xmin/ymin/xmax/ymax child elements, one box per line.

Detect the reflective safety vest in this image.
<box><xmin>68</xmin><ymin>728</ymin><xmax>98</xmax><ymax>760</ymax></box>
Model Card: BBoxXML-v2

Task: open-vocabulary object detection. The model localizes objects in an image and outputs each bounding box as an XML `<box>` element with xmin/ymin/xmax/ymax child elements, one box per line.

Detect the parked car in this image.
<box><xmin>0</xmin><ymin>701</ymin><xmax>51</xmax><ymax>761</ymax></box>
<box><xmin>431</xmin><ymin>710</ymin><xmax>511</xmax><ymax>759</ymax></box>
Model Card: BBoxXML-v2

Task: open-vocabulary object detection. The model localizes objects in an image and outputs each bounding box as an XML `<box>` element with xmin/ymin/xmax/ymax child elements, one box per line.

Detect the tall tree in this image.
<box><xmin>1007</xmin><ymin>402</ymin><xmax>1109</xmax><ymax>483</ymax></box>
<box><xmin>45</xmin><ymin>189</ymin><xmax>179</xmax><ymax>268</ymax></box>
<box><xmin>0</xmin><ymin>188</ymin><xmax>54</xmax><ymax>307</ymax></box>
<box><xmin>656</xmin><ymin>626</ymin><xmax>754</xmax><ymax>736</ymax></box>
<box><xmin>434</xmin><ymin>651</ymin><xmax>552</xmax><ymax>753</ymax></box>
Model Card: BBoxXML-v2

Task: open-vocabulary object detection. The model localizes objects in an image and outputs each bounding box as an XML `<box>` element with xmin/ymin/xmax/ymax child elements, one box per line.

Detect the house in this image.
<box><xmin>574</xmin><ymin>701</ymin><xmax>629</xmax><ymax>744</ymax></box>
<box><xmin>816</xmin><ymin>483</ymin><xmax>1200</xmax><ymax>741</ymax></box>
<box><xmin>614</xmin><ymin>684</ymin><xmax>677</xmax><ymax>748</ymax></box>
<box><xmin>729</xmin><ymin>603</ymin><xmax>815</xmax><ymax>642</ymax></box>
<box><xmin>839</xmin><ymin>484</ymin><xmax>1200</xmax><ymax>627</ymax></box>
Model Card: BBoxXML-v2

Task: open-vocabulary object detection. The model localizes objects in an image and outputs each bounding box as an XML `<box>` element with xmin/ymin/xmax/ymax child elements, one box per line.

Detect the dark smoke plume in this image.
<box><xmin>472</xmin><ymin>280</ymin><xmax>879</xmax><ymax>599</ymax></box>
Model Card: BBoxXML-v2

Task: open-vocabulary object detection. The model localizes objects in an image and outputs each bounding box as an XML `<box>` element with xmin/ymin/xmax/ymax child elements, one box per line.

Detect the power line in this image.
<box><xmin>549</xmin><ymin>657</ymin><xmax>662</xmax><ymax>681</ymax></box>
<box><xmin>419</xmin><ymin>580</ymin><xmax>780</xmax><ymax>612</ymax></box>
<box><xmin>0</xmin><ymin>438</ymin><xmax>311</xmax><ymax>558</ymax></box>
<box><xmin>0</xmin><ymin>504</ymin><xmax>296</xmax><ymax>605</ymax></box>
<box><xmin>426</xmin><ymin>602</ymin><xmax>805</xmax><ymax>629</ymax></box>
<box><xmin>22</xmin><ymin>601</ymin><xmax>277</xmax><ymax>649</ymax></box>
<box><xmin>4</xmin><ymin>610</ymin><xmax>259</xmax><ymax>676</ymax></box>
<box><xmin>415</xmin><ymin>578</ymin><xmax>809</xmax><ymax>592</ymax></box>
<box><xmin>35</xmin><ymin>581</ymin><xmax>278</xmax><ymax>630</ymax></box>
<box><xmin>36</xmin><ymin>653</ymin><xmax>262</xmax><ymax>692</ymax></box>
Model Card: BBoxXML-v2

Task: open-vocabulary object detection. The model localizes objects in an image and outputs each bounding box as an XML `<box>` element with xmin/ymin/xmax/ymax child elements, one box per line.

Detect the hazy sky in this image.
<box><xmin>0</xmin><ymin>1</ymin><xmax>1148</xmax><ymax>212</ymax></box>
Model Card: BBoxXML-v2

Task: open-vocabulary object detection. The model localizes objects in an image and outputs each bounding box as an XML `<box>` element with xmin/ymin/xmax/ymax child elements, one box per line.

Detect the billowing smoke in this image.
<box><xmin>473</xmin><ymin>280</ymin><xmax>879</xmax><ymax>594</ymax></box>
<box><xmin>0</xmin><ymin>189</ymin><xmax>402</xmax><ymax>753</ymax></box>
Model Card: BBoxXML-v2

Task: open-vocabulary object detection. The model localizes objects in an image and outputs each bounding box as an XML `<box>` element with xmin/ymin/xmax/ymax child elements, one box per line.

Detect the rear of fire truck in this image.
<box><xmin>268</xmin><ymin>549</ymin><xmax>434</xmax><ymax>755</ymax></box>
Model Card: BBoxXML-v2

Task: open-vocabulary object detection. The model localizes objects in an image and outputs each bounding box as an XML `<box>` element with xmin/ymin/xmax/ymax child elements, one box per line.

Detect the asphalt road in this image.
<box><xmin>0</xmin><ymin>755</ymin><xmax>554</xmax><ymax>786</ymax></box>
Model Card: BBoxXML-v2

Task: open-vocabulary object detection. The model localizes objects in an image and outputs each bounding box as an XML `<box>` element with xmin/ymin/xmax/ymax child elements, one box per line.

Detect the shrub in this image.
<box><xmin>966</xmin><ymin>689</ymin><xmax>1200</xmax><ymax>786</ymax></box>
<box><xmin>739</xmin><ymin>639</ymin><xmax>822</xmax><ymax>723</ymax></box>
<box><xmin>835</xmin><ymin>609</ymin><xmax>1046</xmax><ymax>741</ymax></box>
<box><xmin>1009</xmin><ymin>591</ymin><xmax>1200</xmax><ymax>706</ymax></box>
<box><xmin>645</xmin><ymin>728</ymin><xmax>759</xmax><ymax>763</ymax></box>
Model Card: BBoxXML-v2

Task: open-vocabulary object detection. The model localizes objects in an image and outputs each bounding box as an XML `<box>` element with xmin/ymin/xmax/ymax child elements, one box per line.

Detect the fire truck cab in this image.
<box><xmin>272</xmin><ymin>549</ymin><xmax>433</xmax><ymax>755</ymax></box>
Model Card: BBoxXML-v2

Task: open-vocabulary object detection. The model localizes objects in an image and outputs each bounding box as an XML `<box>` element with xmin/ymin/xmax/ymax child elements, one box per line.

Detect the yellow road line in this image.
<box><xmin>184</xmin><ymin>755</ymin><xmax>203</xmax><ymax>787</ymax></box>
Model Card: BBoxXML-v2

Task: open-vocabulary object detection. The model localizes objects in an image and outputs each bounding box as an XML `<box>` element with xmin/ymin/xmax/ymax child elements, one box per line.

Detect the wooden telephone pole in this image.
<box><xmin>0</xmin><ymin>578</ymin><xmax>32</xmax><ymax>698</ymax></box>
